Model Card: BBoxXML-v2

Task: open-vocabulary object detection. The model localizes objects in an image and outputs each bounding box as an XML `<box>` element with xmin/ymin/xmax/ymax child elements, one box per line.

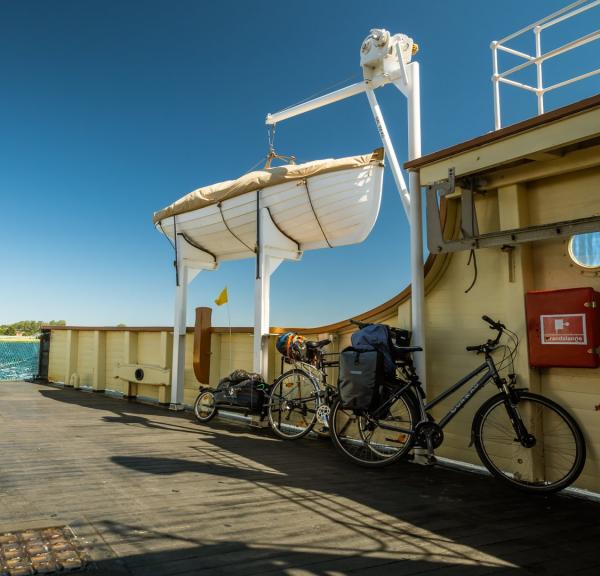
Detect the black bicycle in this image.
<box><xmin>330</xmin><ymin>316</ymin><xmax>586</xmax><ymax>493</ymax></box>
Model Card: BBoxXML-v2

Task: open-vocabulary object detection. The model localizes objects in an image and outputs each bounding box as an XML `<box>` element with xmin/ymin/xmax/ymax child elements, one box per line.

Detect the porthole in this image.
<box><xmin>568</xmin><ymin>232</ymin><xmax>600</xmax><ymax>270</ymax></box>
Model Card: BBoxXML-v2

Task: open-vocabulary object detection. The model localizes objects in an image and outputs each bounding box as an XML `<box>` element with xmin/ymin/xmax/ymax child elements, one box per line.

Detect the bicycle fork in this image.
<box><xmin>501</xmin><ymin>383</ymin><xmax>537</xmax><ymax>448</ymax></box>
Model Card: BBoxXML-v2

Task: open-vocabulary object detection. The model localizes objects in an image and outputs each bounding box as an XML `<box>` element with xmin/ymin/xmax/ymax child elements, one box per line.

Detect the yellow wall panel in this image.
<box><xmin>76</xmin><ymin>331</ymin><xmax>95</xmax><ymax>388</ymax></box>
<box><xmin>528</xmin><ymin>167</ymin><xmax>600</xmax><ymax>226</ymax></box>
<box><xmin>48</xmin><ymin>331</ymin><xmax>67</xmax><ymax>383</ymax></box>
<box><xmin>137</xmin><ymin>332</ymin><xmax>162</xmax><ymax>366</ymax></box>
<box><xmin>184</xmin><ymin>334</ymin><xmax>197</xmax><ymax>391</ymax></box>
<box><xmin>218</xmin><ymin>333</ymin><xmax>254</xmax><ymax>378</ymax></box>
<box><xmin>105</xmin><ymin>332</ymin><xmax>126</xmax><ymax>393</ymax></box>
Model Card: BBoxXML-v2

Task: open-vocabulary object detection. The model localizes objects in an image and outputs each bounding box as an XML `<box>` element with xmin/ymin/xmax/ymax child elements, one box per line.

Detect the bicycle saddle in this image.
<box><xmin>306</xmin><ymin>339</ymin><xmax>331</xmax><ymax>349</ymax></box>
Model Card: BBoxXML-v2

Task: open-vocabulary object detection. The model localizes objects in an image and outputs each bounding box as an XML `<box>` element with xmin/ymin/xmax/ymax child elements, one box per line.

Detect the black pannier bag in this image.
<box><xmin>213</xmin><ymin>370</ymin><xmax>266</xmax><ymax>413</ymax></box>
<box><xmin>338</xmin><ymin>347</ymin><xmax>383</xmax><ymax>411</ymax></box>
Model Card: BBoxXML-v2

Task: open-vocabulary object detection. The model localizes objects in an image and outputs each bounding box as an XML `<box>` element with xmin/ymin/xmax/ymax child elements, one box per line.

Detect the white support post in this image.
<box><xmin>364</xmin><ymin>87</ymin><xmax>411</xmax><ymax>219</ymax></box>
<box><xmin>253</xmin><ymin>206</ymin><xmax>302</xmax><ymax>379</ymax></box>
<box><xmin>405</xmin><ymin>62</ymin><xmax>426</xmax><ymax>393</ymax></box>
<box><xmin>254</xmin><ymin>254</ymin><xmax>283</xmax><ymax>378</ymax></box>
<box><xmin>170</xmin><ymin>231</ymin><xmax>213</xmax><ymax>410</ymax></box>
<box><xmin>171</xmin><ymin>264</ymin><xmax>190</xmax><ymax>409</ymax></box>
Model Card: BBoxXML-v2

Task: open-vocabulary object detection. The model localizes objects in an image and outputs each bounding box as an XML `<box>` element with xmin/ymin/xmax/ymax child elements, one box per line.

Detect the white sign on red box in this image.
<box><xmin>540</xmin><ymin>313</ymin><xmax>587</xmax><ymax>345</ymax></box>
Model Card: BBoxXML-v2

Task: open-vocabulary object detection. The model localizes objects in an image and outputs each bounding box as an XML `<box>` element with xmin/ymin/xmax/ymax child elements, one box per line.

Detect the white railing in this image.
<box><xmin>491</xmin><ymin>0</ymin><xmax>600</xmax><ymax>129</ymax></box>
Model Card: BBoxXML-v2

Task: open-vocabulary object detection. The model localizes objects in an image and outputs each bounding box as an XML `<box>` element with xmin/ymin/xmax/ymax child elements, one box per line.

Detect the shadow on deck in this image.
<box><xmin>0</xmin><ymin>382</ymin><xmax>598</xmax><ymax>575</ymax></box>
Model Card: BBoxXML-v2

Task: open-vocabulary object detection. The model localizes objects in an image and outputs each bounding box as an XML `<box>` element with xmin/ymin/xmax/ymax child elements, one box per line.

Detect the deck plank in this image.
<box><xmin>1</xmin><ymin>381</ymin><xmax>599</xmax><ymax>575</ymax></box>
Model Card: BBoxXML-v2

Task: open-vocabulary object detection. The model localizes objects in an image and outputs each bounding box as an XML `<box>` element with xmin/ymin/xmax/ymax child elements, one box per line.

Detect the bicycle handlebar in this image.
<box><xmin>482</xmin><ymin>315</ymin><xmax>505</xmax><ymax>331</ymax></box>
<box><xmin>466</xmin><ymin>316</ymin><xmax>505</xmax><ymax>353</ymax></box>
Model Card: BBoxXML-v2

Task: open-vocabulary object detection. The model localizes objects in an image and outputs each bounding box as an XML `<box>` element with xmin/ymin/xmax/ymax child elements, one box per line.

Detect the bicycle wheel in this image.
<box><xmin>330</xmin><ymin>392</ymin><xmax>418</xmax><ymax>467</ymax></box>
<box><xmin>268</xmin><ymin>369</ymin><xmax>320</xmax><ymax>440</ymax></box>
<box><xmin>193</xmin><ymin>390</ymin><xmax>217</xmax><ymax>423</ymax></box>
<box><xmin>473</xmin><ymin>391</ymin><xmax>586</xmax><ymax>493</ymax></box>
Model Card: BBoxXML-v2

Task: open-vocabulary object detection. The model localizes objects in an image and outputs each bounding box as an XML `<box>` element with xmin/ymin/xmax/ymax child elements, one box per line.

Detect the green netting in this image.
<box><xmin>0</xmin><ymin>341</ymin><xmax>39</xmax><ymax>380</ymax></box>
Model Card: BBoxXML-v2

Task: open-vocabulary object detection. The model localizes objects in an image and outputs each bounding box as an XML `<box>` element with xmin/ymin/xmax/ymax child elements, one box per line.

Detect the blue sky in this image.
<box><xmin>1</xmin><ymin>0</ymin><xmax>598</xmax><ymax>328</ymax></box>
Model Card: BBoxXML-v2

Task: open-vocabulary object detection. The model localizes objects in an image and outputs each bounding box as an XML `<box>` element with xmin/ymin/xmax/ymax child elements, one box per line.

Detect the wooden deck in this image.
<box><xmin>1</xmin><ymin>381</ymin><xmax>599</xmax><ymax>575</ymax></box>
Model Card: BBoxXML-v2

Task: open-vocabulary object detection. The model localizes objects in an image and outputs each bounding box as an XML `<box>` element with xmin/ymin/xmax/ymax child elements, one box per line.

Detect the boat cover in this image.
<box><xmin>153</xmin><ymin>148</ymin><xmax>384</xmax><ymax>224</ymax></box>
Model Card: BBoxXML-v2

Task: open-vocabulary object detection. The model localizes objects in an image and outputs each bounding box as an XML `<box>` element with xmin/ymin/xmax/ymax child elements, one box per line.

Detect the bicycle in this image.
<box><xmin>330</xmin><ymin>316</ymin><xmax>586</xmax><ymax>493</ymax></box>
<box><xmin>193</xmin><ymin>340</ymin><xmax>338</xmax><ymax>440</ymax></box>
<box><xmin>267</xmin><ymin>338</ymin><xmax>339</xmax><ymax>440</ymax></box>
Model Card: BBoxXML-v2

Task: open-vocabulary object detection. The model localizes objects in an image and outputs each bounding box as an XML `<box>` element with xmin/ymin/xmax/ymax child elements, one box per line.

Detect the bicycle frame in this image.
<box><xmin>372</xmin><ymin>354</ymin><xmax>502</xmax><ymax>432</ymax></box>
<box><xmin>425</xmin><ymin>356</ymin><xmax>501</xmax><ymax>428</ymax></box>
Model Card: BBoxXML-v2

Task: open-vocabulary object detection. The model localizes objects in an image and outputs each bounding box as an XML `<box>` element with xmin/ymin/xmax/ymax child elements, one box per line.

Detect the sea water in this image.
<box><xmin>0</xmin><ymin>341</ymin><xmax>40</xmax><ymax>380</ymax></box>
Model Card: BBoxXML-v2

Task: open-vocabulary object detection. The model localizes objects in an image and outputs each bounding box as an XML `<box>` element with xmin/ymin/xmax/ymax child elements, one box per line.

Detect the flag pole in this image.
<box><xmin>226</xmin><ymin>293</ymin><xmax>232</xmax><ymax>373</ymax></box>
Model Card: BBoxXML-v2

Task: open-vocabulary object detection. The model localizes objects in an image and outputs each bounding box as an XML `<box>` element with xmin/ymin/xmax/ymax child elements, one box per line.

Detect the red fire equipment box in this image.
<box><xmin>525</xmin><ymin>287</ymin><xmax>600</xmax><ymax>368</ymax></box>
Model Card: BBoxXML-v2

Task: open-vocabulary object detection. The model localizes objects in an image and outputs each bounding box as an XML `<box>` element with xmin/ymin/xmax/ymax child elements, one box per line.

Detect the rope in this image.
<box><xmin>157</xmin><ymin>220</ymin><xmax>175</xmax><ymax>250</ymax></box>
<box><xmin>302</xmin><ymin>179</ymin><xmax>332</xmax><ymax>248</ymax></box>
<box><xmin>179</xmin><ymin>233</ymin><xmax>217</xmax><ymax>262</ymax></box>
<box><xmin>464</xmin><ymin>249</ymin><xmax>478</xmax><ymax>293</ymax></box>
<box><xmin>276</xmin><ymin>72</ymin><xmax>361</xmax><ymax>114</ymax></box>
<box><xmin>218</xmin><ymin>202</ymin><xmax>256</xmax><ymax>253</ymax></box>
<box><xmin>173</xmin><ymin>216</ymin><xmax>180</xmax><ymax>287</ymax></box>
<box><xmin>464</xmin><ymin>179</ymin><xmax>479</xmax><ymax>294</ymax></box>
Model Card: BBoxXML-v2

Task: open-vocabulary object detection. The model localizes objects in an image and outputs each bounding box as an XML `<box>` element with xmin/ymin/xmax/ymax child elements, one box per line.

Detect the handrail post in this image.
<box><xmin>492</xmin><ymin>41</ymin><xmax>502</xmax><ymax>130</ymax></box>
<box><xmin>534</xmin><ymin>26</ymin><xmax>545</xmax><ymax>115</ymax></box>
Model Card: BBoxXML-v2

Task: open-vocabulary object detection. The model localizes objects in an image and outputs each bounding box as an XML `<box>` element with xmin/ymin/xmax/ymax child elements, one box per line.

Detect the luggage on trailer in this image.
<box><xmin>213</xmin><ymin>369</ymin><xmax>267</xmax><ymax>413</ymax></box>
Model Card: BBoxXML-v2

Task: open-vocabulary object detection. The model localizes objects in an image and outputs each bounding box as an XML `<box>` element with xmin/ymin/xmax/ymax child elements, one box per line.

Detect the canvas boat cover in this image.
<box><xmin>153</xmin><ymin>148</ymin><xmax>384</xmax><ymax>225</ymax></box>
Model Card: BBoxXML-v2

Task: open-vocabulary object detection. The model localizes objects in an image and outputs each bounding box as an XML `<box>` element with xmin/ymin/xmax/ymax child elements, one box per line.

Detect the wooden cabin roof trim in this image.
<box><xmin>404</xmin><ymin>94</ymin><xmax>600</xmax><ymax>172</ymax></box>
<box><xmin>416</xmin><ymin>105</ymin><xmax>600</xmax><ymax>185</ymax></box>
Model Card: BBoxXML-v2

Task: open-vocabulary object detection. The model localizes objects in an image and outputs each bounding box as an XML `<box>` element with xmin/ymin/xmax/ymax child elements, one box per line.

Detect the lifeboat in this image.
<box><xmin>153</xmin><ymin>148</ymin><xmax>384</xmax><ymax>262</ymax></box>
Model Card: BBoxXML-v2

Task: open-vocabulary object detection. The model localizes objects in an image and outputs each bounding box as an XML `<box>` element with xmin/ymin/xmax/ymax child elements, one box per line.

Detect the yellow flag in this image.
<box><xmin>214</xmin><ymin>287</ymin><xmax>228</xmax><ymax>306</ymax></box>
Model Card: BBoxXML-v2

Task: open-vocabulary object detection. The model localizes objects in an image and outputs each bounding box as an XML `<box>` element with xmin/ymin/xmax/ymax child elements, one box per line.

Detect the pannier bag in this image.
<box><xmin>213</xmin><ymin>370</ymin><xmax>267</xmax><ymax>412</ymax></box>
<box><xmin>276</xmin><ymin>332</ymin><xmax>307</xmax><ymax>361</ymax></box>
<box><xmin>351</xmin><ymin>324</ymin><xmax>411</xmax><ymax>378</ymax></box>
<box><xmin>338</xmin><ymin>347</ymin><xmax>382</xmax><ymax>411</ymax></box>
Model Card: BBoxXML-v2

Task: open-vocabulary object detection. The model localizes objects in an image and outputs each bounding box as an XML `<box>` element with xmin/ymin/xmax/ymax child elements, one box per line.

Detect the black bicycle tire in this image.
<box><xmin>268</xmin><ymin>369</ymin><xmax>319</xmax><ymax>440</ymax></box>
<box><xmin>329</xmin><ymin>392</ymin><xmax>418</xmax><ymax>468</ymax></box>
<box><xmin>473</xmin><ymin>391</ymin><xmax>586</xmax><ymax>493</ymax></box>
<box><xmin>193</xmin><ymin>390</ymin><xmax>218</xmax><ymax>423</ymax></box>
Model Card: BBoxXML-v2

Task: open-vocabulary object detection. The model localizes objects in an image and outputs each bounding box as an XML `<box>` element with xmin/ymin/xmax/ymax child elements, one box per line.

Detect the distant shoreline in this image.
<box><xmin>0</xmin><ymin>336</ymin><xmax>39</xmax><ymax>342</ymax></box>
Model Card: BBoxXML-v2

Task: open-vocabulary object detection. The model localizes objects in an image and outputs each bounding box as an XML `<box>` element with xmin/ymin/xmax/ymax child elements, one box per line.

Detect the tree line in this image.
<box><xmin>0</xmin><ymin>320</ymin><xmax>66</xmax><ymax>336</ymax></box>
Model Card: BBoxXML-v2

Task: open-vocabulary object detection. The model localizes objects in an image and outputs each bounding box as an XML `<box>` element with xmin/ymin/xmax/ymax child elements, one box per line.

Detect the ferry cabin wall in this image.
<box><xmin>419</xmin><ymin>163</ymin><xmax>600</xmax><ymax>491</ymax></box>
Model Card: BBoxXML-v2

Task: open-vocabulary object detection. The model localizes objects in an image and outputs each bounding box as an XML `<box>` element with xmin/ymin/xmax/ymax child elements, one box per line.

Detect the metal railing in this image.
<box><xmin>491</xmin><ymin>0</ymin><xmax>600</xmax><ymax>129</ymax></box>
<box><xmin>0</xmin><ymin>340</ymin><xmax>40</xmax><ymax>381</ymax></box>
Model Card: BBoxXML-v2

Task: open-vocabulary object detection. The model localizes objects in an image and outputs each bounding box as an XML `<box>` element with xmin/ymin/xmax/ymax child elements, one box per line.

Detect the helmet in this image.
<box><xmin>276</xmin><ymin>332</ymin><xmax>307</xmax><ymax>361</ymax></box>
